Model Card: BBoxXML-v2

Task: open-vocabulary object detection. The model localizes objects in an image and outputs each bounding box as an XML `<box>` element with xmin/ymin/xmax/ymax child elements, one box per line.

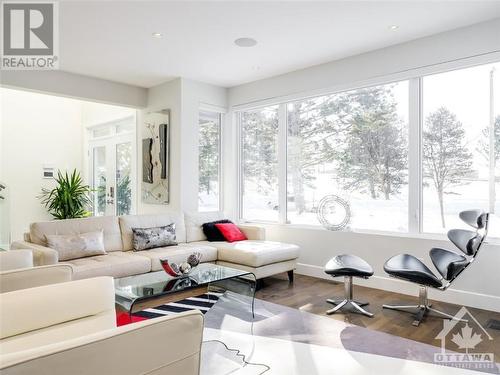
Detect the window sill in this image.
<box><xmin>239</xmin><ymin>220</ymin><xmax>500</xmax><ymax>246</ymax></box>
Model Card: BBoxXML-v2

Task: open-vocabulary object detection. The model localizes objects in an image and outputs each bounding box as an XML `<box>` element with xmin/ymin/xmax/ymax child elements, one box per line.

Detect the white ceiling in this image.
<box><xmin>59</xmin><ymin>1</ymin><xmax>500</xmax><ymax>88</ymax></box>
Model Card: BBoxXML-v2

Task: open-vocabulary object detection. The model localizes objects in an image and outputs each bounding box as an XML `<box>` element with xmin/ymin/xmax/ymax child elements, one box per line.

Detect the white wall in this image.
<box><xmin>1</xmin><ymin>88</ymin><xmax>84</xmax><ymax>241</ymax></box>
<box><xmin>82</xmin><ymin>102</ymin><xmax>136</xmax><ymax>127</ymax></box>
<box><xmin>137</xmin><ymin>78</ymin><xmax>227</xmax><ymax>214</ymax></box>
<box><xmin>226</xmin><ymin>19</ymin><xmax>500</xmax><ymax>311</ymax></box>
<box><xmin>0</xmin><ymin>89</ymin><xmax>7</xmax><ymax>247</ymax></box>
<box><xmin>138</xmin><ymin>78</ymin><xmax>183</xmax><ymax>213</ymax></box>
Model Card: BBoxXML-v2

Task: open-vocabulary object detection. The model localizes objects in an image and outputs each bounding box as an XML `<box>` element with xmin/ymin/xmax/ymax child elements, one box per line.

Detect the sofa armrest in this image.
<box><xmin>0</xmin><ymin>250</ymin><xmax>33</xmax><ymax>271</ymax></box>
<box><xmin>1</xmin><ymin>277</ymin><xmax>115</xmax><ymax>340</ymax></box>
<box><xmin>10</xmin><ymin>241</ymin><xmax>58</xmax><ymax>266</ymax></box>
<box><xmin>0</xmin><ymin>310</ymin><xmax>204</xmax><ymax>375</ymax></box>
<box><xmin>0</xmin><ymin>264</ymin><xmax>73</xmax><ymax>293</ymax></box>
<box><xmin>238</xmin><ymin>224</ymin><xmax>266</xmax><ymax>240</ymax></box>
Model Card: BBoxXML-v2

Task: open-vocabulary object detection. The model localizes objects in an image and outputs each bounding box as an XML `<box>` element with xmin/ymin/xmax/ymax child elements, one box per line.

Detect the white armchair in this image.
<box><xmin>0</xmin><ymin>277</ymin><xmax>204</xmax><ymax>375</ymax></box>
<box><xmin>0</xmin><ymin>250</ymin><xmax>73</xmax><ymax>293</ymax></box>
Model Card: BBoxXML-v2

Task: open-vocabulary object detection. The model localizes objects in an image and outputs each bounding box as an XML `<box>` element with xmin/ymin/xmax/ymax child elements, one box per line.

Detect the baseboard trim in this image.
<box><xmin>296</xmin><ymin>263</ymin><xmax>500</xmax><ymax>313</ymax></box>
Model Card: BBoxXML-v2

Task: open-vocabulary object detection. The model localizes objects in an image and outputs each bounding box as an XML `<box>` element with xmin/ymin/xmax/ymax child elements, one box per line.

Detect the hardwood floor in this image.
<box><xmin>256</xmin><ymin>273</ymin><xmax>500</xmax><ymax>357</ymax></box>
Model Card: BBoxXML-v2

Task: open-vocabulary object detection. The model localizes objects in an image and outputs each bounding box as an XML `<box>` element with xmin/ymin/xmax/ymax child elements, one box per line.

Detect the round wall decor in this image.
<box><xmin>316</xmin><ymin>195</ymin><xmax>351</xmax><ymax>231</ymax></box>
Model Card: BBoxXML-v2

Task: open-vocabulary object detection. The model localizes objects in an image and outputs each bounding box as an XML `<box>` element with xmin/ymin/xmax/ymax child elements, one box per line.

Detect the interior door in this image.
<box><xmin>89</xmin><ymin>134</ymin><xmax>135</xmax><ymax>217</ymax></box>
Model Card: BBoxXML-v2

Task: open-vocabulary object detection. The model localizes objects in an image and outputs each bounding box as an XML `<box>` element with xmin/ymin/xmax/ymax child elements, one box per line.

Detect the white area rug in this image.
<box><xmin>201</xmin><ymin>327</ymin><xmax>483</xmax><ymax>375</ymax></box>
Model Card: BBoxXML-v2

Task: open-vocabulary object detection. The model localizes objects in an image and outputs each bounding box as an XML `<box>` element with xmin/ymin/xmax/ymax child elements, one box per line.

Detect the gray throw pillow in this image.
<box><xmin>132</xmin><ymin>223</ymin><xmax>177</xmax><ymax>251</ymax></box>
<box><xmin>46</xmin><ymin>230</ymin><xmax>106</xmax><ymax>261</ymax></box>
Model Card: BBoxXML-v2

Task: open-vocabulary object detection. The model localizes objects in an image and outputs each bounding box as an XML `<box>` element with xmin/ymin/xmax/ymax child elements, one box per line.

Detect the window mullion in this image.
<box><xmin>408</xmin><ymin>77</ymin><xmax>422</xmax><ymax>233</ymax></box>
<box><xmin>236</xmin><ymin>112</ymin><xmax>243</xmax><ymax>221</ymax></box>
<box><xmin>278</xmin><ymin>103</ymin><xmax>288</xmax><ymax>224</ymax></box>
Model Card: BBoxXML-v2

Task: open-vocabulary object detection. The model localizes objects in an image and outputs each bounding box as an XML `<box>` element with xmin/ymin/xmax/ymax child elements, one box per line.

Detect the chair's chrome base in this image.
<box><xmin>327</xmin><ymin>298</ymin><xmax>369</xmax><ymax>307</ymax></box>
<box><xmin>382</xmin><ymin>286</ymin><xmax>468</xmax><ymax>327</ymax></box>
<box><xmin>326</xmin><ymin>276</ymin><xmax>374</xmax><ymax>318</ymax></box>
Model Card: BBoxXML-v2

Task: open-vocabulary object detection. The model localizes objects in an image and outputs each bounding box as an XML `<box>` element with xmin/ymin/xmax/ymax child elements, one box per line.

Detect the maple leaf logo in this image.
<box><xmin>451</xmin><ymin>323</ymin><xmax>483</xmax><ymax>353</ymax></box>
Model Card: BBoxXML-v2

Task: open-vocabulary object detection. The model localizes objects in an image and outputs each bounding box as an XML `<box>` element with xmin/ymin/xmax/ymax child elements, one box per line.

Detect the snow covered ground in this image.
<box><xmin>242</xmin><ymin>179</ymin><xmax>500</xmax><ymax>239</ymax></box>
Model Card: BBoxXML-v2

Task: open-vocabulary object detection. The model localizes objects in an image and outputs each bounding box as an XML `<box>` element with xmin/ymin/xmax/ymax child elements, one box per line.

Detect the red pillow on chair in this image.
<box><xmin>214</xmin><ymin>223</ymin><xmax>248</xmax><ymax>242</ymax></box>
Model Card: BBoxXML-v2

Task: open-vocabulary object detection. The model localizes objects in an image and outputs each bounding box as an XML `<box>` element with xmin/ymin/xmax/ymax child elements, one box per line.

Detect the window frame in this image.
<box><xmin>198</xmin><ymin>109</ymin><xmax>223</xmax><ymax>213</ymax></box>
<box><xmin>235</xmin><ymin>53</ymin><xmax>500</xmax><ymax>241</ymax></box>
<box><xmin>238</xmin><ymin>105</ymin><xmax>281</xmax><ymax>223</ymax></box>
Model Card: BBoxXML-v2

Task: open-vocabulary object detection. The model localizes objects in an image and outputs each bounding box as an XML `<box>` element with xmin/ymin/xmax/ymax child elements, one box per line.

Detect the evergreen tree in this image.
<box><xmin>337</xmin><ymin>86</ymin><xmax>407</xmax><ymax>199</ymax></box>
<box><xmin>423</xmin><ymin>107</ymin><xmax>473</xmax><ymax>227</ymax></box>
<box><xmin>287</xmin><ymin>96</ymin><xmax>351</xmax><ymax>213</ymax></box>
<box><xmin>198</xmin><ymin>120</ymin><xmax>220</xmax><ymax>195</ymax></box>
<box><xmin>241</xmin><ymin>109</ymin><xmax>279</xmax><ymax>195</ymax></box>
<box><xmin>287</xmin><ymin>86</ymin><xmax>407</xmax><ymax>212</ymax></box>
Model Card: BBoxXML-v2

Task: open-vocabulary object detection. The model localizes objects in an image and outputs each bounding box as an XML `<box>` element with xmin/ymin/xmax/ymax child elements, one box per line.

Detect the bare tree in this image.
<box><xmin>423</xmin><ymin>107</ymin><xmax>473</xmax><ymax>227</ymax></box>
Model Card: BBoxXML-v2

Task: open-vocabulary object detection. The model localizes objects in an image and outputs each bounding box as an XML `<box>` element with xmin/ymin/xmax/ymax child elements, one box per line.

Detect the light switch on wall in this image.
<box><xmin>43</xmin><ymin>164</ymin><xmax>55</xmax><ymax>179</ymax></box>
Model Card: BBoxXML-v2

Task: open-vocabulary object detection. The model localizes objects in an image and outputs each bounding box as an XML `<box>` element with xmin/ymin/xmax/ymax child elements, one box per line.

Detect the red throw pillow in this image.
<box><xmin>214</xmin><ymin>223</ymin><xmax>248</xmax><ymax>242</ymax></box>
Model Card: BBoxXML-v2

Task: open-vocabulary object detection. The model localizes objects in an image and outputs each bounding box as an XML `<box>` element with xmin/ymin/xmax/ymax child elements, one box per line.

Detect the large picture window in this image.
<box><xmin>287</xmin><ymin>82</ymin><xmax>409</xmax><ymax>231</ymax></box>
<box><xmin>422</xmin><ymin>62</ymin><xmax>499</xmax><ymax>237</ymax></box>
<box><xmin>240</xmin><ymin>106</ymin><xmax>279</xmax><ymax>222</ymax></box>
<box><xmin>237</xmin><ymin>60</ymin><xmax>499</xmax><ymax>239</ymax></box>
<box><xmin>198</xmin><ymin>111</ymin><xmax>221</xmax><ymax>212</ymax></box>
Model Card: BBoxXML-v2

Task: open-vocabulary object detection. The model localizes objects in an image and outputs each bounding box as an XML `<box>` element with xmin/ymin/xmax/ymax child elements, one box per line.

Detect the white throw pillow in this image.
<box><xmin>46</xmin><ymin>230</ymin><xmax>107</xmax><ymax>261</ymax></box>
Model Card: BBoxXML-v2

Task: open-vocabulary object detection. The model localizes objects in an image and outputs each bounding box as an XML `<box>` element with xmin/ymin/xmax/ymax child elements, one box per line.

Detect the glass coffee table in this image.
<box><xmin>114</xmin><ymin>263</ymin><xmax>256</xmax><ymax>317</ymax></box>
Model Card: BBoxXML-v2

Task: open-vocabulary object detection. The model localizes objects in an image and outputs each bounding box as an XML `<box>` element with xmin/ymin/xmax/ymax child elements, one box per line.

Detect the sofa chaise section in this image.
<box><xmin>184</xmin><ymin>213</ymin><xmax>300</xmax><ymax>281</ymax></box>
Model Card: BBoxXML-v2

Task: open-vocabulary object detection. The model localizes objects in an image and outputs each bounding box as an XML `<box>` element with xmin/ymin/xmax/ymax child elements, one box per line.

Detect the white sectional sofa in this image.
<box><xmin>11</xmin><ymin>212</ymin><xmax>299</xmax><ymax>282</ymax></box>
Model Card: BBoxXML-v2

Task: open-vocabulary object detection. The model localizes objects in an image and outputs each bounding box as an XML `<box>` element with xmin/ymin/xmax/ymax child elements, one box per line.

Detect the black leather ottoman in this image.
<box><xmin>324</xmin><ymin>254</ymin><xmax>374</xmax><ymax>317</ymax></box>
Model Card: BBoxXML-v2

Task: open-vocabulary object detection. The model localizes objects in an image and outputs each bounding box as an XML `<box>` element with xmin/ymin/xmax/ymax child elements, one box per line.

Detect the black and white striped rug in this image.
<box><xmin>131</xmin><ymin>292</ymin><xmax>222</xmax><ymax>320</ymax></box>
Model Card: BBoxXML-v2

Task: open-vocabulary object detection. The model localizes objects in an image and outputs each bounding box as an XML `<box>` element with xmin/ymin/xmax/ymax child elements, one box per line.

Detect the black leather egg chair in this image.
<box><xmin>383</xmin><ymin>209</ymin><xmax>489</xmax><ymax>327</ymax></box>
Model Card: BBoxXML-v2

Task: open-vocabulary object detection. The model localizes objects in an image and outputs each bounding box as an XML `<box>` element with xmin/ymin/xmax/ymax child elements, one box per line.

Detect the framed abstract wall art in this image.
<box><xmin>141</xmin><ymin>110</ymin><xmax>170</xmax><ymax>204</ymax></box>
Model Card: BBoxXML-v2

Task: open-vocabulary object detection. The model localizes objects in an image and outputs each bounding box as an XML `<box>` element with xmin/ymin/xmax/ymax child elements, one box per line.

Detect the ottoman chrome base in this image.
<box><xmin>326</xmin><ymin>276</ymin><xmax>374</xmax><ymax>317</ymax></box>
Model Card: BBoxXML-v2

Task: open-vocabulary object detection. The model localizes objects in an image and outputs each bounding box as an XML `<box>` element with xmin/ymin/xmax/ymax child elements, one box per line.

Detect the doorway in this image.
<box><xmin>88</xmin><ymin>115</ymin><xmax>136</xmax><ymax>216</ymax></box>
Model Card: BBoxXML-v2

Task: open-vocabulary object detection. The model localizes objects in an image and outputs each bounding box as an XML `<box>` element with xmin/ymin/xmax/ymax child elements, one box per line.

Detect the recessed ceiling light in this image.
<box><xmin>234</xmin><ymin>37</ymin><xmax>258</xmax><ymax>47</ymax></box>
<box><xmin>389</xmin><ymin>25</ymin><xmax>399</xmax><ymax>31</ymax></box>
<box><xmin>152</xmin><ymin>32</ymin><xmax>163</xmax><ymax>38</ymax></box>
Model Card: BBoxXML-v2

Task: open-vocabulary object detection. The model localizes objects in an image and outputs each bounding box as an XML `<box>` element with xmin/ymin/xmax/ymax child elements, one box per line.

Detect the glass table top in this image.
<box><xmin>114</xmin><ymin>263</ymin><xmax>253</xmax><ymax>300</ymax></box>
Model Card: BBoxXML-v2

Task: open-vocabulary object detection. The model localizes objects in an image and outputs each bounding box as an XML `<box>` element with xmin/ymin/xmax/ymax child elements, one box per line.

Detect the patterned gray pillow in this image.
<box><xmin>46</xmin><ymin>231</ymin><xmax>106</xmax><ymax>261</ymax></box>
<box><xmin>132</xmin><ymin>223</ymin><xmax>177</xmax><ymax>251</ymax></box>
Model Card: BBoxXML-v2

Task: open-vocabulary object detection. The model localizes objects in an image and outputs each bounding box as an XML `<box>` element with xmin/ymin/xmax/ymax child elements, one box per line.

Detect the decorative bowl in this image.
<box><xmin>160</xmin><ymin>252</ymin><xmax>202</xmax><ymax>277</ymax></box>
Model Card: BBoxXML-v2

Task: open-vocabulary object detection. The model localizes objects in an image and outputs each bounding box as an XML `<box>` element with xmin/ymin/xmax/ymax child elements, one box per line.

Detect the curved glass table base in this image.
<box><xmin>114</xmin><ymin>263</ymin><xmax>256</xmax><ymax>318</ymax></box>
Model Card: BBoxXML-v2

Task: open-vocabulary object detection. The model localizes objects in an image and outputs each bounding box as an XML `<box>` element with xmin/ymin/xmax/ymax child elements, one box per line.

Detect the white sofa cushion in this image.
<box><xmin>119</xmin><ymin>213</ymin><xmax>186</xmax><ymax>250</ymax></box>
<box><xmin>66</xmin><ymin>252</ymin><xmax>151</xmax><ymax>280</ymax></box>
<box><xmin>184</xmin><ymin>212</ymin><xmax>225</xmax><ymax>242</ymax></box>
<box><xmin>138</xmin><ymin>244</ymin><xmax>217</xmax><ymax>271</ymax></box>
<box><xmin>30</xmin><ymin>216</ymin><xmax>123</xmax><ymax>252</ymax></box>
<box><xmin>192</xmin><ymin>240</ymin><xmax>300</xmax><ymax>268</ymax></box>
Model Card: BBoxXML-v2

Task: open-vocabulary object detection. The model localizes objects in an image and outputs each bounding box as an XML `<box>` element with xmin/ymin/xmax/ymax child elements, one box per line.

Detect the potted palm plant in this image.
<box><xmin>39</xmin><ymin>169</ymin><xmax>93</xmax><ymax>219</ymax></box>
